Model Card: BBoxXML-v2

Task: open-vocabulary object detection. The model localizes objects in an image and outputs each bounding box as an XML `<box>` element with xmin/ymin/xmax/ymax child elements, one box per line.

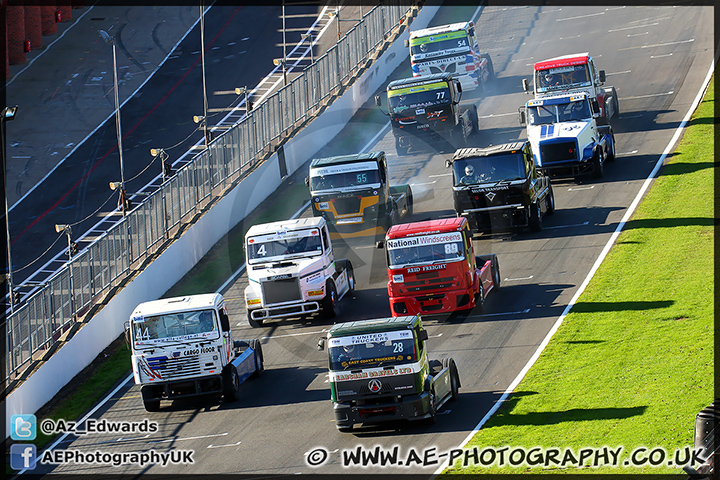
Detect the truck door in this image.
<box><xmin>462</xmin><ymin>223</ymin><xmax>475</xmax><ymax>286</ymax></box>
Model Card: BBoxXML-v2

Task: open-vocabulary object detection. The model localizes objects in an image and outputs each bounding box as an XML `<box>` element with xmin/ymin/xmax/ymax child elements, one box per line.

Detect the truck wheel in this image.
<box><xmin>471</xmin><ymin>106</ymin><xmax>479</xmax><ymax>136</ymax></box>
<box><xmin>405</xmin><ymin>189</ymin><xmax>414</xmax><ymax>217</ymax></box>
<box><xmin>141</xmin><ymin>386</ymin><xmax>160</xmax><ymax>412</ymax></box>
<box><xmin>250</xmin><ymin>339</ymin><xmax>264</xmax><ymax>378</ymax></box>
<box><xmin>247</xmin><ymin>312</ymin><xmax>263</xmax><ymax>328</ymax></box>
<box><xmin>223</xmin><ymin>367</ymin><xmax>241</xmax><ymax>402</ymax></box>
<box><xmin>475</xmin><ymin>282</ymin><xmax>485</xmax><ymax>313</ymax></box>
<box><xmin>545</xmin><ymin>185</ymin><xmax>555</xmax><ymax>215</ymax></box>
<box><xmin>427</xmin><ymin>387</ymin><xmax>437</xmax><ymax>424</ymax></box>
<box><xmin>529</xmin><ymin>202</ymin><xmax>543</xmax><ymax>232</ymax></box>
<box><xmin>606</xmin><ymin>134</ymin><xmax>616</xmax><ymax>162</ymax></box>
<box><xmin>592</xmin><ymin>150</ymin><xmax>604</xmax><ymax>178</ymax></box>
<box><xmin>395</xmin><ymin>137</ymin><xmax>409</xmax><ymax>156</ymax></box>
<box><xmin>322</xmin><ymin>280</ymin><xmax>338</xmax><ymax>319</ymax></box>
<box><xmin>443</xmin><ymin>358</ymin><xmax>460</xmax><ymax>400</ymax></box>
<box><xmin>345</xmin><ymin>261</ymin><xmax>355</xmax><ymax>293</ymax></box>
<box><xmin>480</xmin><ymin>52</ymin><xmax>495</xmax><ymax>82</ymax></box>
<box><xmin>492</xmin><ymin>256</ymin><xmax>501</xmax><ymax>290</ymax></box>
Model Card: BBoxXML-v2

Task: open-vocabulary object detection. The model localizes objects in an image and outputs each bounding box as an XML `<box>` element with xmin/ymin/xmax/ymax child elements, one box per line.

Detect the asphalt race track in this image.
<box><xmin>27</xmin><ymin>5</ymin><xmax>713</xmax><ymax>476</ymax></box>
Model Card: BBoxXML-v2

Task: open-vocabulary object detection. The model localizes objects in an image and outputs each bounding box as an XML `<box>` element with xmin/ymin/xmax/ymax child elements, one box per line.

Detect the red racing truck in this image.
<box><xmin>377</xmin><ymin>217</ymin><xmax>500</xmax><ymax>316</ymax></box>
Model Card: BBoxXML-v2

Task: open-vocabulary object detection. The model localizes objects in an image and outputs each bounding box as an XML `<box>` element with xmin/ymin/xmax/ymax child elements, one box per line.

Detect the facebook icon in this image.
<box><xmin>10</xmin><ymin>444</ymin><xmax>37</xmax><ymax>470</ymax></box>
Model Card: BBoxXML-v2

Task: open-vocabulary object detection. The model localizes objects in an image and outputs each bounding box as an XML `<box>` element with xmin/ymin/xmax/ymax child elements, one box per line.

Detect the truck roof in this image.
<box><xmin>131</xmin><ymin>293</ymin><xmax>223</xmax><ymax>318</ymax></box>
<box><xmin>534</xmin><ymin>52</ymin><xmax>590</xmax><ymax>71</ymax></box>
<box><xmin>451</xmin><ymin>142</ymin><xmax>528</xmax><ymax>162</ymax></box>
<box><xmin>387</xmin><ymin>73</ymin><xmax>454</xmax><ymax>91</ymax></box>
<box><xmin>409</xmin><ymin>21</ymin><xmax>471</xmax><ymax>39</ymax></box>
<box><xmin>386</xmin><ymin>217</ymin><xmax>466</xmax><ymax>239</ymax></box>
<box><xmin>328</xmin><ymin>315</ymin><xmax>420</xmax><ymax>337</ymax></box>
<box><xmin>309</xmin><ymin>151</ymin><xmax>383</xmax><ymax>169</ymax></box>
<box><xmin>246</xmin><ymin>217</ymin><xmax>325</xmax><ymax>238</ymax></box>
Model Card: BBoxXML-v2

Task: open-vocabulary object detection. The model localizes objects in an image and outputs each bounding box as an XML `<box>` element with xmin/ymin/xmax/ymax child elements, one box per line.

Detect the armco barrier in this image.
<box><xmin>3</xmin><ymin>4</ymin><xmax>440</xmax><ymax>439</ymax></box>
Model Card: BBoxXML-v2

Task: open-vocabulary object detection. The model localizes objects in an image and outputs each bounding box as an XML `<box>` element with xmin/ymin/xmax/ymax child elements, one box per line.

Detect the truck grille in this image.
<box><xmin>405</xmin><ymin>276</ymin><xmax>455</xmax><ymax>292</ymax></box>
<box><xmin>333</xmin><ymin>196</ymin><xmax>361</xmax><ymax>215</ymax></box>
<box><xmin>147</xmin><ymin>355</ymin><xmax>202</xmax><ymax>380</ymax></box>
<box><xmin>262</xmin><ymin>278</ymin><xmax>302</xmax><ymax>305</ymax></box>
<box><xmin>540</xmin><ymin>140</ymin><xmax>578</xmax><ymax>164</ymax></box>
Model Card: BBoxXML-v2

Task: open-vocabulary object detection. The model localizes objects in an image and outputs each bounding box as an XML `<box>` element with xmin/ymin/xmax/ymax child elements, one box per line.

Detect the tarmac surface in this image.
<box><xmin>5</xmin><ymin>5</ymin><xmax>201</xmax><ymax>208</ymax></box>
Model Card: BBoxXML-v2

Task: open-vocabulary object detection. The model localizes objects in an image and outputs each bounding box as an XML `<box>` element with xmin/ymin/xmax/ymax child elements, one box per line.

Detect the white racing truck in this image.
<box><xmin>519</xmin><ymin>92</ymin><xmax>616</xmax><ymax>178</ymax></box>
<box><xmin>522</xmin><ymin>52</ymin><xmax>618</xmax><ymax>125</ymax></box>
<box><xmin>126</xmin><ymin>293</ymin><xmax>264</xmax><ymax>411</ymax></box>
<box><xmin>244</xmin><ymin>217</ymin><xmax>354</xmax><ymax>327</ymax></box>
<box><xmin>405</xmin><ymin>21</ymin><xmax>493</xmax><ymax>93</ymax></box>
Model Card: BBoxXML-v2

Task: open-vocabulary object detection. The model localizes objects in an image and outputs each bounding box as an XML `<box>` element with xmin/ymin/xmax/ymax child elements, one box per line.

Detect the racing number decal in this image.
<box><xmin>257</xmin><ymin>245</ymin><xmax>267</xmax><ymax>256</ymax></box>
<box><xmin>436</xmin><ymin>91</ymin><xmax>446</xmax><ymax>100</ymax></box>
<box><xmin>393</xmin><ymin>342</ymin><xmax>404</xmax><ymax>353</ymax></box>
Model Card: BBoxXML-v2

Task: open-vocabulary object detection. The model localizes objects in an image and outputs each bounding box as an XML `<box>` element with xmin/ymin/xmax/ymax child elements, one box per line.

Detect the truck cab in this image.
<box><xmin>244</xmin><ymin>217</ymin><xmax>354</xmax><ymax>327</ymax></box>
<box><xmin>127</xmin><ymin>293</ymin><xmax>263</xmax><ymax>411</ymax></box>
<box><xmin>520</xmin><ymin>92</ymin><xmax>616</xmax><ymax>178</ymax></box>
<box><xmin>379</xmin><ymin>217</ymin><xmax>499</xmax><ymax>317</ymax></box>
<box><xmin>405</xmin><ymin>21</ymin><xmax>494</xmax><ymax>92</ymax></box>
<box><xmin>449</xmin><ymin>142</ymin><xmax>555</xmax><ymax>233</ymax></box>
<box><xmin>306</xmin><ymin>151</ymin><xmax>413</xmax><ymax>238</ymax></box>
<box><xmin>319</xmin><ymin>315</ymin><xmax>460</xmax><ymax>431</ymax></box>
<box><xmin>375</xmin><ymin>73</ymin><xmax>478</xmax><ymax>155</ymax></box>
<box><xmin>523</xmin><ymin>52</ymin><xmax>619</xmax><ymax>125</ymax></box>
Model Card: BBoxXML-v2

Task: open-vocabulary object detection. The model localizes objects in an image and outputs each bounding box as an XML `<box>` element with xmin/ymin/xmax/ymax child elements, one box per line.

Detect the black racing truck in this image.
<box><xmin>375</xmin><ymin>73</ymin><xmax>478</xmax><ymax>156</ymax></box>
<box><xmin>448</xmin><ymin>141</ymin><xmax>555</xmax><ymax>233</ymax></box>
<box><xmin>318</xmin><ymin>315</ymin><xmax>460</xmax><ymax>432</ymax></box>
<box><xmin>306</xmin><ymin>151</ymin><xmax>413</xmax><ymax>238</ymax></box>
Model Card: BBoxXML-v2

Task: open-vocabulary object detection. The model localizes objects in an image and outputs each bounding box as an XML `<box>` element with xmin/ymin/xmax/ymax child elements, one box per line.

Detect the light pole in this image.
<box><xmin>300</xmin><ymin>33</ymin><xmax>314</xmax><ymax>64</ymax></box>
<box><xmin>2</xmin><ymin>105</ymin><xmax>18</xmax><ymax>313</ymax></box>
<box><xmin>199</xmin><ymin>2</ymin><xmax>210</xmax><ymax>147</ymax></box>
<box><xmin>99</xmin><ymin>30</ymin><xmax>126</xmax><ymax>217</ymax></box>
<box><xmin>55</xmin><ymin>224</ymin><xmax>76</xmax><ymax>317</ymax></box>
<box><xmin>235</xmin><ymin>87</ymin><xmax>252</xmax><ymax>113</ymax></box>
<box><xmin>150</xmin><ymin>148</ymin><xmax>171</xmax><ymax>183</ymax></box>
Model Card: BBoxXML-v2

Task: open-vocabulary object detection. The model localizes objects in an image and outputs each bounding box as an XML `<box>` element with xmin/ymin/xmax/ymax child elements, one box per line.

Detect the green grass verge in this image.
<box><xmin>444</xmin><ymin>79</ymin><xmax>715</xmax><ymax>474</ymax></box>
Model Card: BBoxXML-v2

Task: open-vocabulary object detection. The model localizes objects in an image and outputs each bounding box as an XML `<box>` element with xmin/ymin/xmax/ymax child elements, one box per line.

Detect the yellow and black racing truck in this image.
<box><xmin>306</xmin><ymin>151</ymin><xmax>413</xmax><ymax>238</ymax></box>
<box><xmin>318</xmin><ymin>315</ymin><xmax>460</xmax><ymax>432</ymax></box>
<box><xmin>375</xmin><ymin>73</ymin><xmax>478</xmax><ymax>156</ymax></box>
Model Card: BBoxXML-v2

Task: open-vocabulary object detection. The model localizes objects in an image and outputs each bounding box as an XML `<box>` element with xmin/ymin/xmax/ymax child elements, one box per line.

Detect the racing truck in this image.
<box><xmin>448</xmin><ymin>141</ymin><xmax>555</xmax><ymax>233</ymax></box>
<box><xmin>375</xmin><ymin>73</ymin><xmax>478</xmax><ymax>155</ymax></box>
<box><xmin>244</xmin><ymin>216</ymin><xmax>354</xmax><ymax>327</ymax></box>
<box><xmin>522</xmin><ymin>52</ymin><xmax>619</xmax><ymax>125</ymax></box>
<box><xmin>125</xmin><ymin>293</ymin><xmax>264</xmax><ymax>411</ymax></box>
<box><xmin>306</xmin><ymin>151</ymin><xmax>413</xmax><ymax>238</ymax></box>
<box><xmin>404</xmin><ymin>21</ymin><xmax>494</xmax><ymax>93</ymax></box>
<box><xmin>318</xmin><ymin>315</ymin><xmax>461</xmax><ymax>431</ymax></box>
<box><xmin>377</xmin><ymin>217</ymin><xmax>500</xmax><ymax>316</ymax></box>
<box><xmin>519</xmin><ymin>92</ymin><xmax>616</xmax><ymax>178</ymax></box>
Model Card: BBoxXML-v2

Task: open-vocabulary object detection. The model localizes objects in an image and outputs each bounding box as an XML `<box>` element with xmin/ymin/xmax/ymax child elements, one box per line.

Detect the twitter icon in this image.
<box><xmin>10</xmin><ymin>414</ymin><xmax>37</xmax><ymax>440</ymax></box>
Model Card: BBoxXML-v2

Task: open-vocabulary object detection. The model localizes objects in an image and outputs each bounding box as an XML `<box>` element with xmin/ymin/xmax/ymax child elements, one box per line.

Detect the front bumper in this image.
<box><xmin>390</xmin><ymin>286</ymin><xmax>476</xmax><ymax>316</ymax></box>
<box><xmin>334</xmin><ymin>390</ymin><xmax>432</xmax><ymax>428</ymax></box>
<box><xmin>141</xmin><ymin>374</ymin><xmax>223</xmax><ymax>400</ymax></box>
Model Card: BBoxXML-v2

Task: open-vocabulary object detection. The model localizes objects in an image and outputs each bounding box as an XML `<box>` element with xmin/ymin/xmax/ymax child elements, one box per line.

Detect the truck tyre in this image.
<box><xmin>395</xmin><ymin>137</ymin><xmax>409</xmax><ymax>156</ymax></box>
<box><xmin>492</xmin><ymin>255</ymin><xmax>501</xmax><ymax>290</ymax></box>
<box><xmin>529</xmin><ymin>202</ymin><xmax>543</xmax><ymax>232</ymax></box>
<box><xmin>480</xmin><ymin>52</ymin><xmax>494</xmax><ymax>82</ymax></box>
<box><xmin>346</xmin><ymin>262</ymin><xmax>355</xmax><ymax>293</ymax></box>
<box><xmin>592</xmin><ymin>150</ymin><xmax>604</xmax><ymax>178</ymax></box>
<box><xmin>545</xmin><ymin>184</ymin><xmax>555</xmax><ymax>215</ymax></box>
<box><xmin>247</xmin><ymin>312</ymin><xmax>263</xmax><ymax>328</ymax></box>
<box><xmin>476</xmin><ymin>281</ymin><xmax>485</xmax><ymax>313</ymax></box>
<box><xmin>443</xmin><ymin>358</ymin><xmax>460</xmax><ymax>400</ymax></box>
<box><xmin>405</xmin><ymin>188</ymin><xmax>414</xmax><ymax>217</ymax></box>
<box><xmin>606</xmin><ymin>133</ymin><xmax>616</xmax><ymax>162</ymax></box>
<box><xmin>469</xmin><ymin>106</ymin><xmax>479</xmax><ymax>137</ymax></box>
<box><xmin>223</xmin><ymin>367</ymin><xmax>241</xmax><ymax>402</ymax></box>
<box><xmin>427</xmin><ymin>387</ymin><xmax>437</xmax><ymax>424</ymax></box>
<box><xmin>250</xmin><ymin>339</ymin><xmax>264</xmax><ymax>378</ymax></box>
<box><xmin>141</xmin><ymin>386</ymin><xmax>160</xmax><ymax>412</ymax></box>
<box><xmin>321</xmin><ymin>280</ymin><xmax>338</xmax><ymax>319</ymax></box>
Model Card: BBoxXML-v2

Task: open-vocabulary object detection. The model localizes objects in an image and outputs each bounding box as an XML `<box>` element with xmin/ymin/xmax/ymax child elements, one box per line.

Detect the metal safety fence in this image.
<box><xmin>4</xmin><ymin>3</ymin><xmax>414</xmax><ymax>388</ymax></box>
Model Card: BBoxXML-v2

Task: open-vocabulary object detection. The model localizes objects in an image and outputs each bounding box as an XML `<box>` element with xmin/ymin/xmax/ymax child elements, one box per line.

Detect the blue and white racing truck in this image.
<box><xmin>520</xmin><ymin>92</ymin><xmax>616</xmax><ymax>179</ymax></box>
<box><xmin>126</xmin><ymin>293</ymin><xmax>264</xmax><ymax>411</ymax></box>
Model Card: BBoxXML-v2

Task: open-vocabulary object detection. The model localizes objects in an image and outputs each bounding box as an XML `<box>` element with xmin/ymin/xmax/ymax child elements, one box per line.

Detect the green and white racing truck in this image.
<box><xmin>318</xmin><ymin>315</ymin><xmax>460</xmax><ymax>431</ymax></box>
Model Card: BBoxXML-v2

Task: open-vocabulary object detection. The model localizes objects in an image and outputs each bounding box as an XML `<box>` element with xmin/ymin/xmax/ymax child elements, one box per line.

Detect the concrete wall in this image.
<box><xmin>4</xmin><ymin>4</ymin><xmax>440</xmax><ymax>438</ymax></box>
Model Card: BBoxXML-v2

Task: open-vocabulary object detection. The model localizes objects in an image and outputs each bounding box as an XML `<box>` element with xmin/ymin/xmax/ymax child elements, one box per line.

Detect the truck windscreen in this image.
<box><xmin>310</xmin><ymin>168</ymin><xmax>380</xmax><ymax>191</ymax></box>
<box><xmin>388</xmin><ymin>86</ymin><xmax>450</xmax><ymax>114</ymax></box>
<box><xmin>247</xmin><ymin>229</ymin><xmax>322</xmax><ymax>263</ymax></box>
<box><xmin>132</xmin><ymin>309</ymin><xmax>218</xmax><ymax>344</ymax></box>
<box><xmin>536</xmin><ymin>64</ymin><xmax>591</xmax><ymax>93</ymax></box>
<box><xmin>453</xmin><ymin>153</ymin><xmax>526</xmax><ymax>185</ymax></box>
<box><xmin>386</xmin><ymin>231</ymin><xmax>464</xmax><ymax>268</ymax></box>
<box><xmin>527</xmin><ymin>100</ymin><xmax>590</xmax><ymax>125</ymax></box>
<box><xmin>328</xmin><ymin>330</ymin><xmax>417</xmax><ymax>370</ymax></box>
<box><xmin>410</xmin><ymin>33</ymin><xmax>470</xmax><ymax>56</ymax></box>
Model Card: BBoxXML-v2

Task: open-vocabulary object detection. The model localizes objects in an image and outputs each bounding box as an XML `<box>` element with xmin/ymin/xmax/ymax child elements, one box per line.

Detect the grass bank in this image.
<box><xmin>444</xmin><ymin>78</ymin><xmax>715</xmax><ymax>475</ymax></box>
